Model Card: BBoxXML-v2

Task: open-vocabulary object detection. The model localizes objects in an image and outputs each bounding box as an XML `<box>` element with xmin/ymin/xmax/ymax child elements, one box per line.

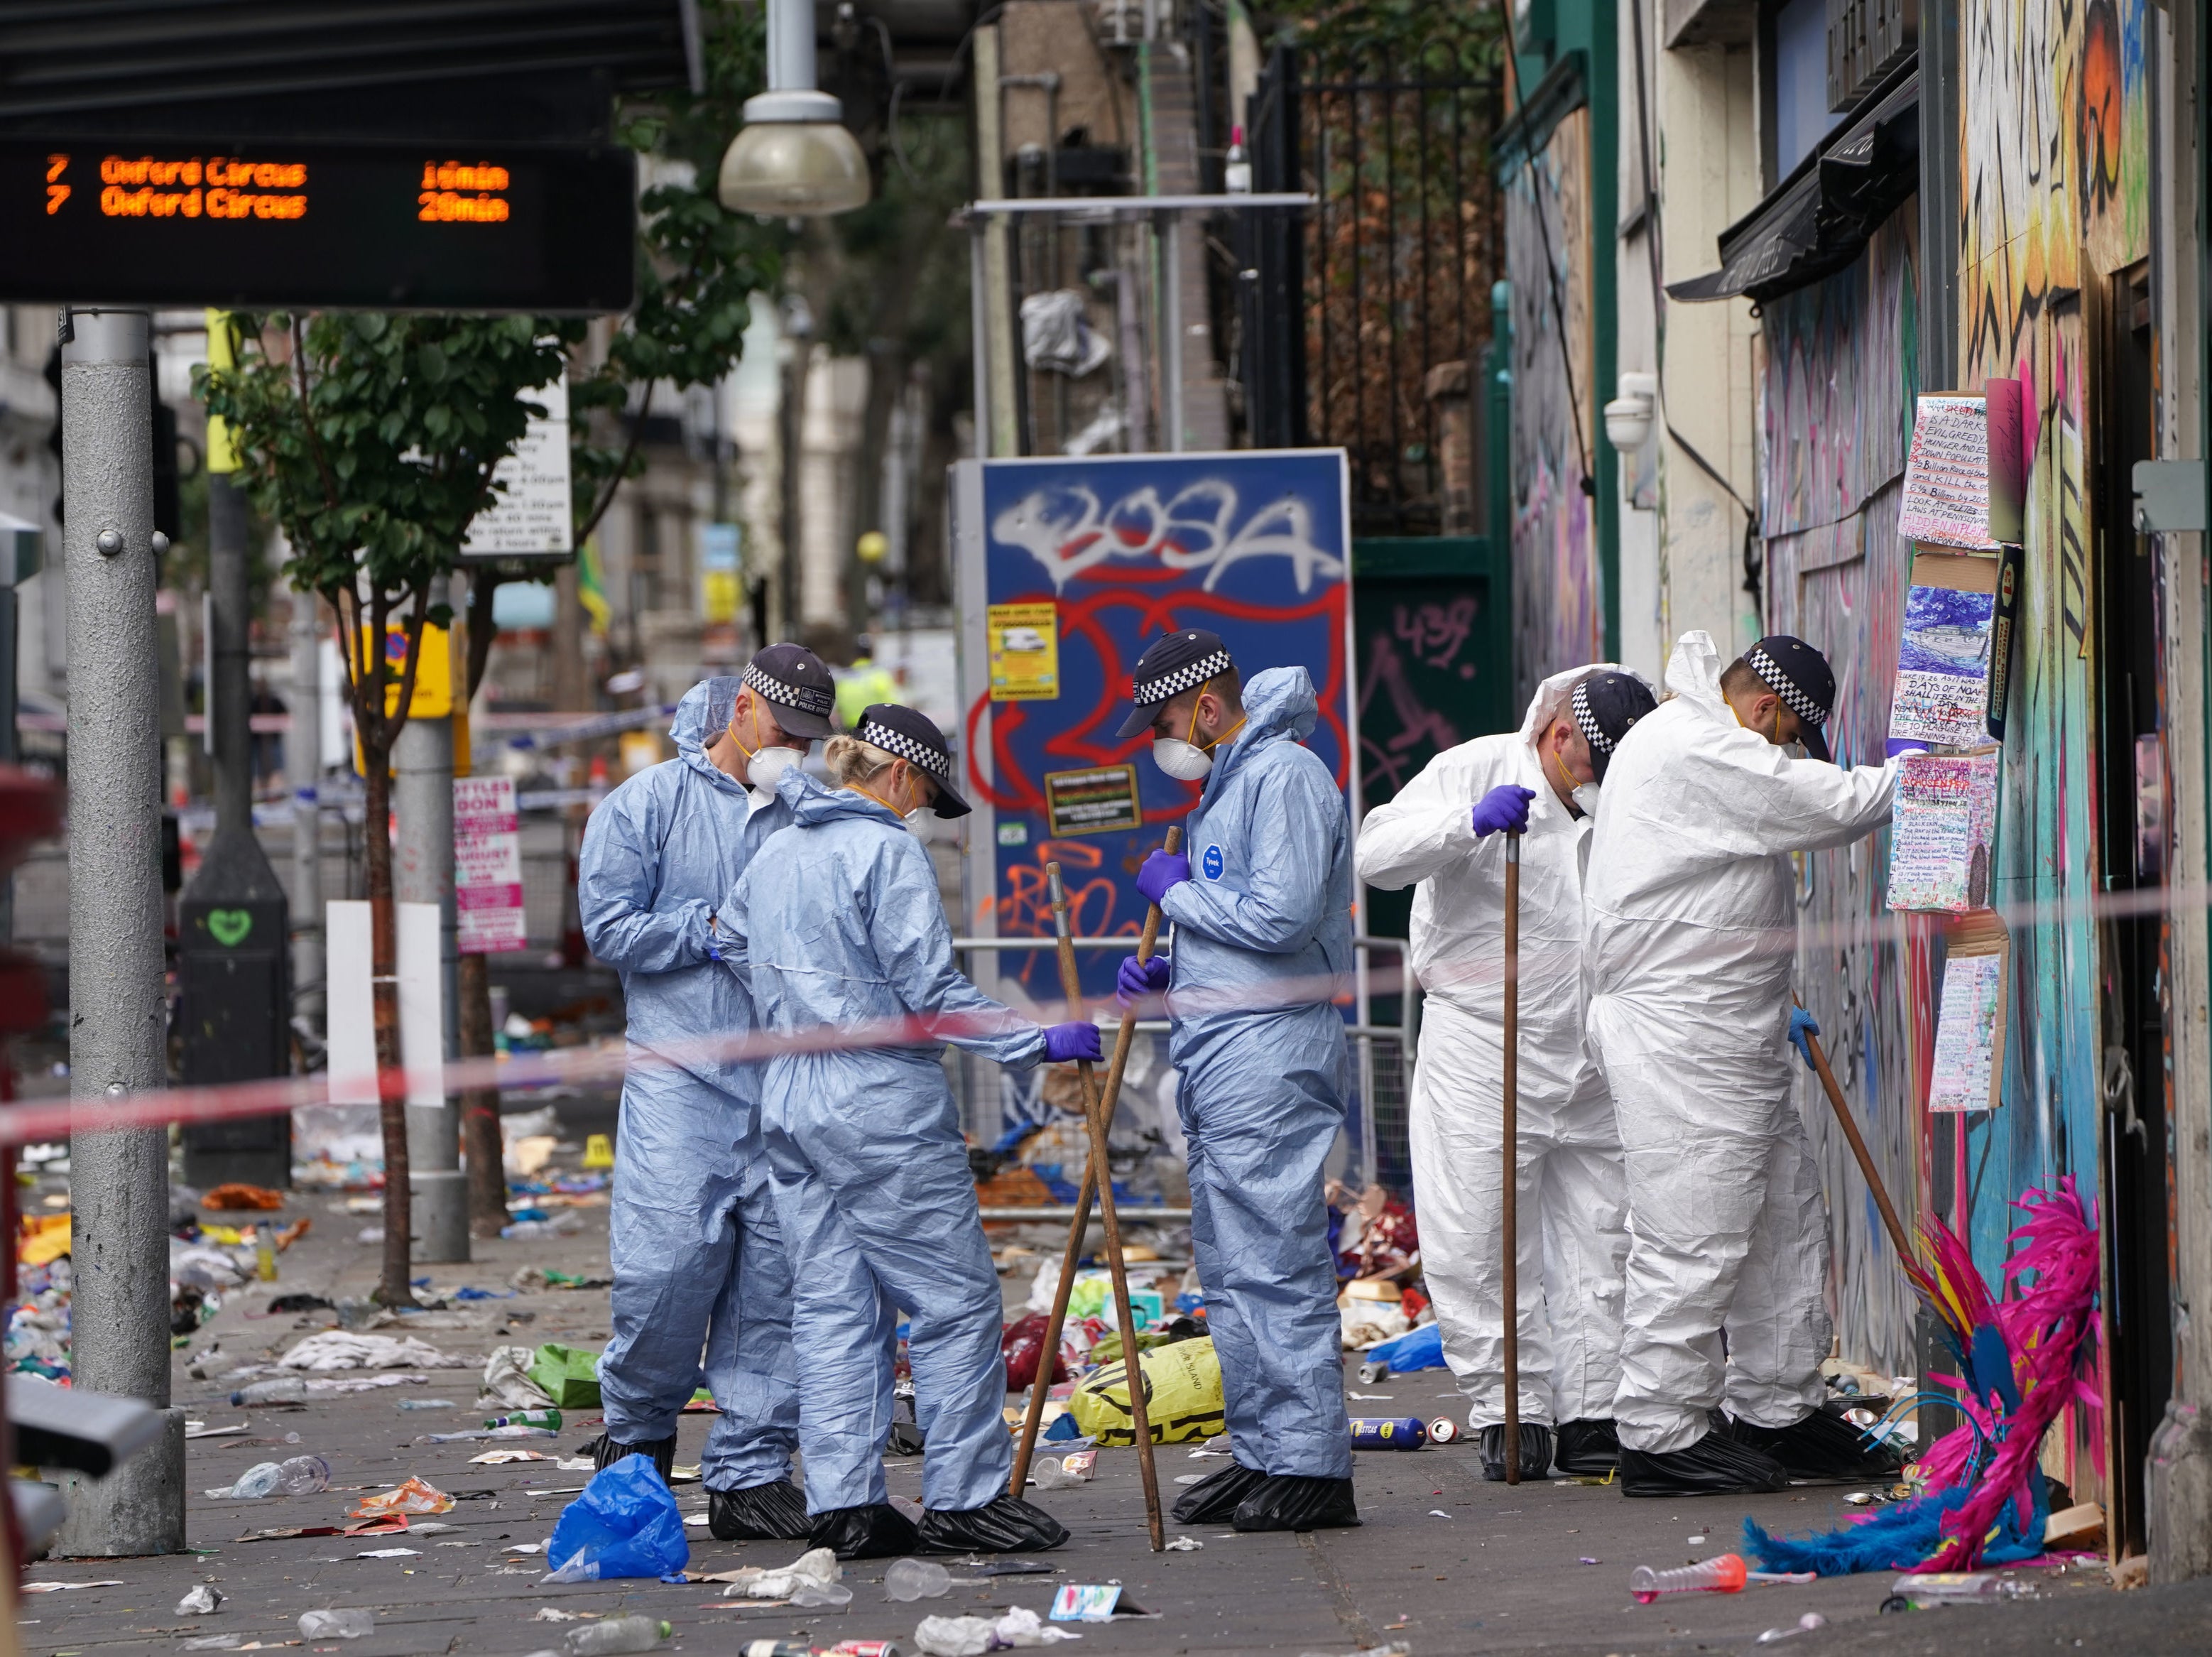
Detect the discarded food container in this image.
<box><xmin>1880</xmin><ymin>1570</ymin><xmax>2036</xmax><ymax>1612</ymax></box>
<box><xmin>885</xmin><ymin>1557</ymin><xmax>954</xmax><ymax>1601</ymax></box>
<box><xmin>563</xmin><ymin>1615</ymin><xmax>672</xmax><ymax>1654</ymax></box>
<box><xmin>1349</xmin><ymin>1416</ymin><xmax>1428</xmax><ymax>1450</ymax></box>
<box><xmin>1033</xmin><ymin>1448</ymin><xmax>1096</xmax><ymax>1489</ymax></box>
<box><xmin>485</xmin><ymin>1408</ymin><xmax>562</xmax><ymax>1430</ymax></box>
<box><xmin>230</xmin><ymin>1377</ymin><xmax>306</xmax><ymax>1406</ymax></box>
<box><xmin>298</xmin><ymin>1608</ymin><xmax>375</xmax><ymax>1639</ymax></box>
<box><xmin>1630</xmin><ymin>1553</ymin><xmax>1748</xmax><ymax>1603</ymax></box>
<box><xmin>1427</xmin><ymin>1416</ymin><xmax>1461</xmax><ymax>1445</ymax></box>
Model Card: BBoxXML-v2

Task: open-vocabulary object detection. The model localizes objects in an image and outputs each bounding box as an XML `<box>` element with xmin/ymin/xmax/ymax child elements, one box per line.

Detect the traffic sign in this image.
<box><xmin>0</xmin><ymin>138</ymin><xmax>635</xmax><ymax>312</ymax></box>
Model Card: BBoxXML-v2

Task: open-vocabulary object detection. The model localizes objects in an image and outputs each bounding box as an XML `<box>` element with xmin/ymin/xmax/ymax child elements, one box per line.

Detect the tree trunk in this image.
<box><xmin>364</xmin><ymin>741</ymin><xmax>415</xmax><ymax>1305</ymax></box>
<box><xmin>460</xmin><ymin>568</ymin><xmax>508</xmax><ymax>1238</ymax></box>
<box><xmin>459</xmin><ymin>950</ymin><xmax>505</xmax><ymax>1237</ymax></box>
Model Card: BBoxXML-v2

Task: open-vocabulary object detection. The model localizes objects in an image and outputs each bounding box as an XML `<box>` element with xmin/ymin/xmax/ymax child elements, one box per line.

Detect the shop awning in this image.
<box><xmin>1667</xmin><ymin>63</ymin><xmax>1919</xmax><ymax>305</ymax></box>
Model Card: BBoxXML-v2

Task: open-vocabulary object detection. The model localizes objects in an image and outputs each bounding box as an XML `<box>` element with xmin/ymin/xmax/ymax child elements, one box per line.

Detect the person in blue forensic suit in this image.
<box><xmin>1113</xmin><ymin>629</ymin><xmax>1360</xmax><ymax>1533</ymax></box>
<box><xmin>575</xmin><ymin>643</ymin><xmax>837</xmax><ymax>1542</ymax></box>
<box><xmin>722</xmin><ymin>704</ymin><xmax>1104</xmax><ymax>1560</ymax></box>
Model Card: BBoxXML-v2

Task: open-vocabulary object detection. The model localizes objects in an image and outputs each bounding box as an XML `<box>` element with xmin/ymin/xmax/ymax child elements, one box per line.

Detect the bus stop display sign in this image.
<box><xmin>0</xmin><ymin>138</ymin><xmax>635</xmax><ymax>313</ymax></box>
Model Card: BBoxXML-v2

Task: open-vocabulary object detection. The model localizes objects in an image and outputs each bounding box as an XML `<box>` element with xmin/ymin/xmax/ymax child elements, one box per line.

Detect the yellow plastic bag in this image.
<box><xmin>1067</xmin><ymin>1335</ymin><xmax>1225</xmax><ymax>1446</ymax></box>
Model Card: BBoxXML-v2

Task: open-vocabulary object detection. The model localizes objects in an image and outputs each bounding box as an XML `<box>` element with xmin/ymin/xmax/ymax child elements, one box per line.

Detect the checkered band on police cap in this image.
<box><xmin>743</xmin><ymin>661</ymin><xmax>835</xmax><ymax>719</ymax></box>
<box><xmin>1571</xmin><ymin>680</ymin><xmax>1614</xmax><ymax>754</ymax></box>
<box><xmin>855</xmin><ymin>717</ymin><xmax>952</xmax><ymax>783</ymax></box>
<box><xmin>1133</xmin><ymin>647</ymin><xmax>1233</xmax><ymax>709</ymax></box>
<box><xmin>1748</xmin><ymin>644</ymin><xmax>1829</xmax><ymax>727</ymax></box>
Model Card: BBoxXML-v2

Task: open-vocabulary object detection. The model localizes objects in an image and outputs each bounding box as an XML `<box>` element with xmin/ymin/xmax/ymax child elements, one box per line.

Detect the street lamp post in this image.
<box><xmin>717</xmin><ymin>0</ymin><xmax>871</xmax><ymax>217</ymax></box>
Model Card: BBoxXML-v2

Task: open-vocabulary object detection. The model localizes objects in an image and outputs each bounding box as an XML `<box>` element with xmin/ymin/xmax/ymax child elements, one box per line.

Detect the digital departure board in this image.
<box><xmin>0</xmin><ymin>140</ymin><xmax>636</xmax><ymax>313</ymax></box>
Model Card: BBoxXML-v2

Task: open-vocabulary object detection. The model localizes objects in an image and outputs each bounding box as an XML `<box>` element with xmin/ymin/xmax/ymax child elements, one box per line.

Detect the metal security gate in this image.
<box><xmin>1243</xmin><ymin>49</ymin><xmax>1504</xmax><ymax>536</ymax></box>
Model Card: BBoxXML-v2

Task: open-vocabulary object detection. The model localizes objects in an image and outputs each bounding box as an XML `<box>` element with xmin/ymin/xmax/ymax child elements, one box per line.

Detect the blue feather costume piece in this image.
<box><xmin>1742</xmin><ymin>1477</ymin><xmax>2047</xmax><ymax>1578</ymax></box>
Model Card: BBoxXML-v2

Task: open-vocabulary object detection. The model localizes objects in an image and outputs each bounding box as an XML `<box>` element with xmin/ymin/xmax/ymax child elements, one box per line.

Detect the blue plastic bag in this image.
<box><xmin>1363</xmin><ymin>1321</ymin><xmax>1444</xmax><ymax>1373</ymax></box>
<box><xmin>543</xmin><ymin>1456</ymin><xmax>690</xmax><ymax>1582</ymax></box>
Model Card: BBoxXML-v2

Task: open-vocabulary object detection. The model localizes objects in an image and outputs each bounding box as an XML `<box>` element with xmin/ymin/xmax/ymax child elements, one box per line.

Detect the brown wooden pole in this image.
<box><xmin>1501</xmin><ymin>829</ymin><xmax>1521</xmax><ymax>1484</ymax></box>
<box><xmin>1794</xmin><ymin>996</ymin><xmax>1915</xmax><ymax>1266</ymax></box>
<box><xmin>1006</xmin><ymin>829</ymin><xmax>1180</xmax><ymax>1531</ymax></box>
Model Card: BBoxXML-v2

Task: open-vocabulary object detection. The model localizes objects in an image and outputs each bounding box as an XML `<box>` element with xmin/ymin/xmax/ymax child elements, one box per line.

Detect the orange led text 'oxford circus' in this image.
<box><xmin>92</xmin><ymin>154</ymin><xmax>309</xmax><ymax>220</ymax></box>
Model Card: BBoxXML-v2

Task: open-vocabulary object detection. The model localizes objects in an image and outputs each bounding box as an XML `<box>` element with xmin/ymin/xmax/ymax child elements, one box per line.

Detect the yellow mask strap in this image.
<box><xmin>1552</xmin><ymin>744</ymin><xmax>1581</xmax><ymax>802</ymax></box>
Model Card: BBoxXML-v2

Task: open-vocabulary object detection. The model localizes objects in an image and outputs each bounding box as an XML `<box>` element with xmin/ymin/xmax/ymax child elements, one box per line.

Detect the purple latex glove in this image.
<box><xmin>1116</xmin><ymin>952</ymin><xmax>1172</xmax><ymax>1008</ymax></box>
<box><xmin>1471</xmin><ymin>783</ymin><xmax>1536</xmax><ymax>838</ymax></box>
<box><xmin>1041</xmin><ymin>1021</ymin><xmax>1104</xmax><ymax>1064</ymax></box>
<box><xmin>1136</xmin><ymin>848</ymin><xmax>1192</xmax><ymax>906</ymax></box>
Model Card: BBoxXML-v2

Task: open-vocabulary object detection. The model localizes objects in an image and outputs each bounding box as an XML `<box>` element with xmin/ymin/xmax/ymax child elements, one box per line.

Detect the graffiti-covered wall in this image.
<box><xmin>1759</xmin><ymin>205</ymin><xmax>1924</xmax><ymax>1376</ymax></box>
<box><xmin>1505</xmin><ymin>106</ymin><xmax>1601</xmax><ymax>705</ymax></box>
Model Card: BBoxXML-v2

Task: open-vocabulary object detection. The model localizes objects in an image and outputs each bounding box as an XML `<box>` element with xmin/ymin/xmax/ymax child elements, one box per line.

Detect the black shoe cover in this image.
<box><xmin>1554</xmin><ymin>1418</ymin><xmax>1621</xmax><ymax>1475</ymax></box>
<box><xmin>1619</xmin><ymin>1430</ymin><xmax>1789</xmax><ymax>1497</ymax></box>
<box><xmin>811</xmin><ymin>1501</ymin><xmax>921</xmax><ymax>1560</ymax></box>
<box><xmin>915</xmin><ymin>1495</ymin><xmax>1069</xmax><ymax>1554</ymax></box>
<box><xmin>1727</xmin><ymin>1407</ymin><xmax>1903</xmax><ymax>1482</ymax></box>
<box><xmin>1478</xmin><ymin>1423</ymin><xmax>1554</xmax><ymax>1482</ymax></box>
<box><xmin>589</xmin><ymin>1432</ymin><xmax>676</xmax><ymax>1484</ymax></box>
<box><xmin>707</xmin><ymin>1478</ymin><xmax>813</xmax><ymax>1541</ymax></box>
<box><xmin>1170</xmin><ymin>1462</ymin><xmax>1268</xmax><ymax>1524</ymax></box>
<box><xmin>1231</xmin><ymin>1473</ymin><xmax>1361</xmax><ymax>1532</ymax></box>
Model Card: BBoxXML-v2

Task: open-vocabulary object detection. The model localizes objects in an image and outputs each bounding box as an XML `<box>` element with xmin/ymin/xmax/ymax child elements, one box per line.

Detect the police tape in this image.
<box><xmin>2</xmin><ymin>872</ymin><xmax>2196</xmax><ymax>1141</ymax></box>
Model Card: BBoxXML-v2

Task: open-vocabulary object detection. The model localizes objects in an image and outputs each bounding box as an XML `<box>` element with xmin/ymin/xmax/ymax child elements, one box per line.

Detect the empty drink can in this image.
<box><xmin>1348</xmin><ymin>1416</ymin><xmax>1429</xmax><ymax>1449</ymax></box>
<box><xmin>1427</xmin><ymin>1416</ymin><xmax>1461</xmax><ymax>1445</ymax></box>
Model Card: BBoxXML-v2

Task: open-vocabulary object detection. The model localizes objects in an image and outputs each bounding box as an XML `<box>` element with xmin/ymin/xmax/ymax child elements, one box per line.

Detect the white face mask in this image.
<box><xmin>1570</xmin><ymin>781</ymin><xmax>1602</xmax><ymax>816</ymax></box>
<box><xmin>1151</xmin><ymin>738</ymin><xmax>1215</xmax><ymax>782</ymax></box>
<box><xmin>746</xmin><ymin>744</ymin><xmax>804</xmax><ymax>792</ymax></box>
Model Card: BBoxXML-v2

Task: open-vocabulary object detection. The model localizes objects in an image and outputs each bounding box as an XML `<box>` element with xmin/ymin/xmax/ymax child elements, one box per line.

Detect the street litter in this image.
<box><xmin>529</xmin><ymin>1342</ymin><xmax>605</xmax><ymax>1408</ymax></box>
<box><xmin>1298</xmin><ymin>1646</ymin><xmax>1410</xmax><ymax>1657</ymax></box>
<box><xmin>535</xmin><ymin>1607</ymin><xmax>579</xmax><ymax>1621</ymax></box>
<box><xmin>21</xmin><ymin>1580</ymin><xmax>125</xmax><ymax>1592</ymax></box>
<box><xmin>917</xmin><ymin>1608</ymin><xmax>1082</xmax><ymax>1654</ymax></box>
<box><xmin>1049</xmin><ymin>1585</ymin><xmax>1153</xmax><ymax>1621</ymax></box>
<box><xmin>563</xmin><ymin>1615</ymin><xmax>672</xmax><ymax>1654</ymax></box>
<box><xmin>1346</xmin><ymin>1392</ymin><xmax>1394</xmax><ymax>1400</ymax></box>
<box><xmin>234</xmin><ymin>1516</ymin><xmax>409</xmax><ymax>1543</ymax></box>
<box><xmin>471</xmin><ymin>1449</ymin><xmax>553</xmax><ymax>1463</ymax></box>
<box><xmin>186</xmin><ymin>1423</ymin><xmax>251</xmax><ymax>1438</ymax></box>
<box><xmin>430</xmin><ymin>1425</ymin><xmax>559</xmax><ymax>1442</ymax></box>
<box><xmin>205</xmin><ymin>1182</ymin><xmax>286</xmax><ymax>1210</ymax></box>
<box><xmin>1758</xmin><ymin>1612</ymin><xmax>1831</xmax><ymax>1642</ymax></box>
<box><xmin>1067</xmin><ymin>1337</ymin><xmax>1223</xmax><ymax>1445</ymax></box>
<box><xmin>487</xmin><ymin>1408</ymin><xmax>563</xmax><ymax>1429</ymax></box>
<box><xmin>181</xmin><ymin>1636</ymin><xmax>245</xmax><ymax>1651</ymax></box>
<box><xmin>354</xmin><ymin>1546</ymin><xmax>420</xmax><ymax>1558</ymax></box>
<box><xmin>1427</xmin><ymin>1509</ymin><xmax>1452</xmax><ymax>1518</ymax></box>
<box><xmin>557</xmin><ymin>1455</ymin><xmax>596</xmax><ymax>1471</ymax></box>
<box><xmin>542</xmin><ymin>1456</ymin><xmax>689</xmax><ymax>1582</ymax></box>
<box><xmin>178</xmin><ymin>1584</ymin><xmax>225</xmax><ymax>1614</ymax></box>
<box><xmin>266</xmin><ymin>1292</ymin><xmax>334</xmax><ymax>1313</ymax></box>
<box><xmin>1032</xmin><ymin>1450</ymin><xmax>1094</xmax><ymax>1489</ymax></box>
<box><xmin>280</xmin><ymin>1330</ymin><xmax>466</xmax><ymax>1370</ymax></box>
<box><xmin>1631</xmin><ymin>1553</ymin><xmax>1748</xmax><ymax>1602</ymax></box>
<box><xmin>350</xmin><ymin>1476</ymin><xmax>456</xmax><ymax>1517</ymax></box>
<box><xmin>230</xmin><ymin>1377</ymin><xmax>307</xmax><ymax>1406</ymax></box>
<box><xmin>203</xmin><ymin>1455</ymin><xmax>330</xmax><ymax>1498</ymax></box>
<box><xmin>1165</xmin><ymin>1536</ymin><xmax>1202</xmax><ymax>1551</ymax></box>
<box><xmin>710</xmin><ymin>1545</ymin><xmax>843</xmax><ymax>1599</ymax></box>
<box><xmin>884</xmin><ymin>1558</ymin><xmax>951</xmax><ymax>1600</ymax></box>
<box><xmin>1349</xmin><ymin>1417</ymin><xmax>1428</xmax><ymax>1449</ymax></box>
<box><xmin>481</xmin><ymin>1343</ymin><xmax>559</xmax><ymax>1411</ymax></box>
<box><xmin>298</xmin><ymin>1608</ymin><xmax>376</xmax><ymax>1639</ymax></box>
<box><xmin>398</xmin><ymin>1398</ymin><xmax>457</xmax><ymax>1411</ymax></box>
<box><xmin>1879</xmin><ymin>1569</ymin><xmax>2039</xmax><ymax>1610</ymax></box>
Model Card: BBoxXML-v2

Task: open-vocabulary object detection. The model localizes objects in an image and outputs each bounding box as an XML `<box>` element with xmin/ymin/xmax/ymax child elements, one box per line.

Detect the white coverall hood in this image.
<box><xmin>1583</xmin><ymin>629</ymin><xmax>1897</xmax><ymax>1454</ymax></box>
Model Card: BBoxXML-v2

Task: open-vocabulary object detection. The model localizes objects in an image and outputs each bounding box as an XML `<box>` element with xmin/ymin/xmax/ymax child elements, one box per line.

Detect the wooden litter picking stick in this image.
<box><xmin>1501</xmin><ymin>827</ymin><xmax>1522</xmax><ymax>1484</ymax></box>
<box><xmin>1792</xmin><ymin>995</ymin><xmax>1916</xmax><ymax>1267</ymax></box>
<box><xmin>1003</xmin><ymin>832</ymin><xmax>1178</xmax><ymax>1552</ymax></box>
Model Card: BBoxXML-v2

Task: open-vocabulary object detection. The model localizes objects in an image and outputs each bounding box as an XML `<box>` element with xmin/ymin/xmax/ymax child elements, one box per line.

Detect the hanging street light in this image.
<box><xmin>717</xmin><ymin>0</ymin><xmax>871</xmax><ymax>217</ymax></box>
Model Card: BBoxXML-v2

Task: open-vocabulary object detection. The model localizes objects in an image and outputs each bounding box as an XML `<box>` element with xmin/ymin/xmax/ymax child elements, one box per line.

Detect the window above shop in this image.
<box><xmin>1764</xmin><ymin>0</ymin><xmax>1843</xmax><ymax>184</ymax></box>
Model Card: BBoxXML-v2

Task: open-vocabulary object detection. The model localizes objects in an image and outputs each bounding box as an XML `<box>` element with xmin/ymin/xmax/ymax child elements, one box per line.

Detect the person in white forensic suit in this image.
<box><xmin>1356</xmin><ymin>664</ymin><xmax>1657</xmax><ymax>1482</ymax></box>
<box><xmin>1584</xmin><ymin>630</ymin><xmax>1904</xmax><ymax>1498</ymax></box>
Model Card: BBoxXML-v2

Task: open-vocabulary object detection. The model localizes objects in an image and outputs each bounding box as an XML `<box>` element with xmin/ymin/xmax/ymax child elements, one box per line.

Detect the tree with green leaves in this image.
<box><xmin>198</xmin><ymin>313</ymin><xmax>573</xmax><ymax>1304</ymax></box>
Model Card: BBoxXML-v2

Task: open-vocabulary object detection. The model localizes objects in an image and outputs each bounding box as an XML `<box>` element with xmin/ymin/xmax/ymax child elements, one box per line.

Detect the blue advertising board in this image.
<box><xmin>952</xmin><ymin>450</ymin><xmax>1357</xmax><ymax>1008</ymax></box>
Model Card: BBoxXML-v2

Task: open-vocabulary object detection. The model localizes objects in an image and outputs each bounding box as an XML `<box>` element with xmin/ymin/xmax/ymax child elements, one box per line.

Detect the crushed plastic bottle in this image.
<box><xmin>884</xmin><ymin>1558</ymin><xmax>954</xmax><ymax>1601</ymax></box>
<box><xmin>1032</xmin><ymin>1450</ymin><xmax>1095</xmax><ymax>1489</ymax></box>
<box><xmin>297</xmin><ymin>1608</ymin><xmax>375</xmax><ymax>1639</ymax></box>
<box><xmin>229</xmin><ymin>1376</ymin><xmax>306</xmax><ymax>1406</ymax></box>
<box><xmin>1630</xmin><ymin>1552</ymin><xmax>1748</xmax><ymax>1603</ymax></box>
<box><xmin>396</xmin><ymin>1398</ymin><xmax>456</xmax><ymax>1411</ymax></box>
<box><xmin>562</xmin><ymin>1614</ymin><xmax>672</xmax><ymax>1654</ymax></box>
<box><xmin>1880</xmin><ymin>1570</ymin><xmax>2038</xmax><ymax>1612</ymax></box>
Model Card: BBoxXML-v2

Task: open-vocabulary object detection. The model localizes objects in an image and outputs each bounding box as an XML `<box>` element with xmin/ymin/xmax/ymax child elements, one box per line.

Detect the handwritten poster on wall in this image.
<box><xmin>1887</xmin><ymin>748</ymin><xmax>2001</xmax><ymax>913</ymax></box>
<box><xmin>1897</xmin><ymin>393</ymin><xmax>2000</xmax><ymax>551</ymax></box>
<box><xmin>1929</xmin><ymin>931</ymin><xmax>2009</xmax><ymax>1113</ymax></box>
<box><xmin>1889</xmin><ymin>585</ymin><xmax>1998</xmax><ymax>750</ymax></box>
